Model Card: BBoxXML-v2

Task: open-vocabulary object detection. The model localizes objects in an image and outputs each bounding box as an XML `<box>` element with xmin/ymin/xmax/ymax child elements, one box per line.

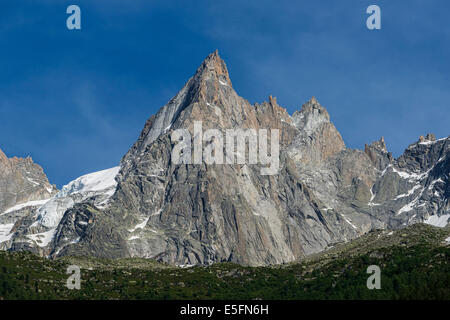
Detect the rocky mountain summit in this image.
<box><xmin>0</xmin><ymin>150</ymin><xmax>57</xmax><ymax>245</ymax></box>
<box><xmin>0</xmin><ymin>149</ymin><xmax>56</xmax><ymax>214</ymax></box>
<box><xmin>0</xmin><ymin>51</ymin><xmax>448</xmax><ymax>266</ymax></box>
<box><xmin>0</xmin><ymin>165</ymin><xmax>120</xmax><ymax>254</ymax></box>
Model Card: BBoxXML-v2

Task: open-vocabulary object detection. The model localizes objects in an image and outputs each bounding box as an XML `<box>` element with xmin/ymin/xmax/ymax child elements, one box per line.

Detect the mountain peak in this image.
<box><xmin>268</xmin><ymin>95</ymin><xmax>278</xmax><ymax>105</ymax></box>
<box><xmin>194</xmin><ymin>50</ymin><xmax>232</xmax><ymax>87</ymax></box>
<box><xmin>303</xmin><ymin>96</ymin><xmax>324</xmax><ymax>110</ymax></box>
<box><xmin>309</xmin><ymin>96</ymin><xmax>319</xmax><ymax>105</ymax></box>
<box><xmin>296</xmin><ymin>96</ymin><xmax>330</xmax><ymax>123</ymax></box>
<box><xmin>419</xmin><ymin>133</ymin><xmax>436</xmax><ymax>143</ymax></box>
<box><xmin>369</xmin><ymin>136</ymin><xmax>388</xmax><ymax>153</ymax></box>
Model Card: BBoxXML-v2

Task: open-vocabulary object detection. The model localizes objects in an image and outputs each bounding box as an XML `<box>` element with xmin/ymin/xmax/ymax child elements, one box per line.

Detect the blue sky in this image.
<box><xmin>0</xmin><ymin>0</ymin><xmax>449</xmax><ymax>187</ymax></box>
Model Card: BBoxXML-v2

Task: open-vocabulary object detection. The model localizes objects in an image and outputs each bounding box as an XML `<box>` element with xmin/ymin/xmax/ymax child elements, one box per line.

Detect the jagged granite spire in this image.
<box><xmin>292</xmin><ymin>97</ymin><xmax>331</xmax><ymax>132</ymax></box>
<box><xmin>193</xmin><ymin>50</ymin><xmax>232</xmax><ymax>87</ymax></box>
<box><xmin>5</xmin><ymin>52</ymin><xmax>448</xmax><ymax>266</ymax></box>
<box><xmin>0</xmin><ymin>148</ymin><xmax>57</xmax><ymax>215</ymax></box>
<box><xmin>364</xmin><ymin>137</ymin><xmax>392</xmax><ymax>171</ymax></box>
<box><xmin>302</xmin><ymin>96</ymin><xmax>329</xmax><ymax>117</ymax></box>
<box><xmin>121</xmin><ymin>50</ymin><xmax>271</xmax><ymax>170</ymax></box>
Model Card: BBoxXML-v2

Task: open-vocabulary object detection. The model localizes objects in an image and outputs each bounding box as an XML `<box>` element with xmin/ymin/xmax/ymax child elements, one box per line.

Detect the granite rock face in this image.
<box><xmin>1</xmin><ymin>52</ymin><xmax>449</xmax><ymax>266</ymax></box>
<box><xmin>0</xmin><ymin>150</ymin><xmax>57</xmax><ymax>246</ymax></box>
<box><xmin>0</xmin><ymin>149</ymin><xmax>56</xmax><ymax>214</ymax></box>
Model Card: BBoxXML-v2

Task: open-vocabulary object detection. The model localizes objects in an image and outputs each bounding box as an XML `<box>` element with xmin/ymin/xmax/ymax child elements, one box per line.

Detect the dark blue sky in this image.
<box><xmin>0</xmin><ymin>0</ymin><xmax>449</xmax><ymax>187</ymax></box>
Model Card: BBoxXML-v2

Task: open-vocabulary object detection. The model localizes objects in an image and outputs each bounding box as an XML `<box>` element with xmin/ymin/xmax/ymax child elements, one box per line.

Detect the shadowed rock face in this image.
<box><xmin>369</xmin><ymin>136</ymin><xmax>449</xmax><ymax>229</ymax></box>
<box><xmin>2</xmin><ymin>52</ymin><xmax>449</xmax><ymax>266</ymax></box>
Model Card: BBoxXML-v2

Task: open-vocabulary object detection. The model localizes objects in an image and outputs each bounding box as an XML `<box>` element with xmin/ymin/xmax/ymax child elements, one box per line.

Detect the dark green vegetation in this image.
<box><xmin>1</xmin><ymin>224</ymin><xmax>449</xmax><ymax>300</ymax></box>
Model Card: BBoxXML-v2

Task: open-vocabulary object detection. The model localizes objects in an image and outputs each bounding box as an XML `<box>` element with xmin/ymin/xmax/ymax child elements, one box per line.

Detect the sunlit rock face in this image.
<box><xmin>0</xmin><ymin>149</ymin><xmax>56</xmax><ymax>214</ymax></box>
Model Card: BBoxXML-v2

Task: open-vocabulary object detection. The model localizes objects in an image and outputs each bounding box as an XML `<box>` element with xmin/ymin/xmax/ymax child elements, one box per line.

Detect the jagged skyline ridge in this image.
<box><xmin>1</xmin><ymin>1</ymin><xmax>450</xmax><ymax>188</ymax></box>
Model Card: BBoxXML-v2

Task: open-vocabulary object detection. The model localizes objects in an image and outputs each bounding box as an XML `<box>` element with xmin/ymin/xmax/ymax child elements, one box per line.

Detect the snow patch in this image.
<box><xmin>394</xmin><ymin>185</ymin><xmax>422</xmax><ymax>200</ymax></box>
<box><xmin>206</xmin><ymin>102</ymin><xmax>222</xmax><ymax>117</ymax></box>
<box><xmin>418</xmin><ymin>140</ymin><xmax>435</xmax><ymax>146</ymax></box>
<box><xmin>340</xmin><ymin>214</ymin><xmax>357</xmax><ymax>230</ymax></box>
<box><xmin>410</xmin><ymin>137</ymin><xmax>447</xmax><ymax>148</ymax></box>
<box><xmin>424</xmin><ymin>214</ymin><xmax>450</xmax><ymax>228</ymax></box>
<box><xmin>58</xmin><ymin>167</ymin><xmax>120</xmax><ymax>198</ymax></box>
<box><xmin>0</xmin><ymin>223</ymin><xmax>14</xmax><ymax>243</ymax></box>
<box><xmin>2</xmin><ymin>199</ymin><xmax>51</xmax><ymax>215</ymax></box>
<box><xmin>391</xmin><ymin>166</ymin><xmax>429</xmax><ymax>180</ymax></box>
<box><xmin>26</xmin><ymin>177</ymin><xmax>40</xmax><ymax>186</ymax></box>
<box><xmin>368</xmin><ymin>185</ymin><xmax>381</xmax><ymax>206</ymax></box>
<box><xmin>427</xmin><ymin>178</ymin><xmax>444</xmax><ymax>190</ymax></box>
<box><xmin>35</xmin><ymin>166</ymin><xmax>120</xmax><ymax>229</ymax></box>
<box><xmin>397</xmin><ymin>196</ymin><xmax>420</xmax><ymax>215</ymax></box>
<box><xmin>163</xmin><ymin>123</ymin><xmax>172</xmax><ymax>133</ymax></box>
<box><xmin>27</xmin><ymin>228</ymin><xmax>57</xmax><ymax>247</ymax></box>
<box><xmin>128</xmin><ymin>216</ymin><xmax>151</xmax><ymax>233</ymax></box>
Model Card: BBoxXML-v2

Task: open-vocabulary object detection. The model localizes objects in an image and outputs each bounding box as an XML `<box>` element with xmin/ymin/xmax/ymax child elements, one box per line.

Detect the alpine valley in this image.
<box><xmin>0</xmin><ymin>51</ymin><xmax>449</xmax><ymax>267</ymax></box>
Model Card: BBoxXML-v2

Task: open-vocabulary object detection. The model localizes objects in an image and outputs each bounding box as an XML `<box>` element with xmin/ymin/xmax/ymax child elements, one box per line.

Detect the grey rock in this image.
<box><xmin>2</xmin><ymin>52</ymin><xmax>449</xmax><ymax>266</ymax></box>
<box><xmin>364</xmin><ymin>137</ymin><xmax>393</xmax><ymax>171</ymax></box>
<box><xmin>0</xmin><ymin>149</ymin><xmax>57</xmax><ymax>214</ymax></box>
